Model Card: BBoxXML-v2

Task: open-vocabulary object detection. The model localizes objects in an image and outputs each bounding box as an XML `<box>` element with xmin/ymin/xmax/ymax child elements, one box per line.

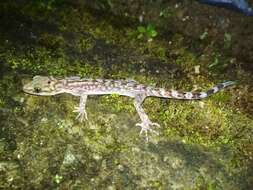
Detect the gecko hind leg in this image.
<box><xmin>73</xmin><ymin>95</ymin><xmax>88</xmax><ymax>122</ymax></box>
<box><xmin>133</xmin><ymin>94</ymin><xmax>160</xmax><ymax>141</ymax></box>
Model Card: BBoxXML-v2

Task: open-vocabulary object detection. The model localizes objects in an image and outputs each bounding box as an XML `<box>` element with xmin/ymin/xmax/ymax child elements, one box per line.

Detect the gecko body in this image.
<box><xmin>23</xmin><ymin>76</ymin><xmax>235</xmax><ymax>139</ymax></box>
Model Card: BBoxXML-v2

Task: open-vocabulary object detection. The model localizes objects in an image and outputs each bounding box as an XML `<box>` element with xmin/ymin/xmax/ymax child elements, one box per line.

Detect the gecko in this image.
<box><xmin>23</xmin><ymin>76</ymin><xmax>235</xmax><ymax>139</ymax></box>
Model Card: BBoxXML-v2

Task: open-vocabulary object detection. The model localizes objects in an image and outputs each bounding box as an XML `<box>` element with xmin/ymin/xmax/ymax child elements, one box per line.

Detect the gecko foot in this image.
<box><xmin>135</xmin><ymin>121</ymin><xmax>160</xmax><ymax>141</ymax></box>
<box><xmin>73</xmin><ymin>106</ymin><xmax>88</xmax><ymax>122</ymax></box>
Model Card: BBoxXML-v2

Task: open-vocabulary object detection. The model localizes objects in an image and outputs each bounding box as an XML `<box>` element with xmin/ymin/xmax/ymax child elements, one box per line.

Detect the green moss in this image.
<box><xmin>5</xmin><ymin>47</ymin><xmax>67</xmax><ymax>75</ymax></box>
<box><xmin>76</xmin><ymin>37</ymin><xmax>95</xmax><ymax>53</ymax></box>
<box><xmin>0</xmin><ymin>3</ymin><xmax>252</xmax><ymax>189</ymax></box>
<box><xmin>192</xmin><ymin>175</ymin><xmax>219</xmax><ymax>190</ymax></box>
<box><xmin>99</xmin><ymin>94</ymin><xmax>134</xmax><ymax>113</ymax></box>
<box><xmin>38</xmin><ymin>33</ymin><xmax>65</xmax><ymax>49</ymax></box>
<box><xmin>71</xmin><ymin>59</ymin><xmax>104</xmax><ymax>78</ymax></box>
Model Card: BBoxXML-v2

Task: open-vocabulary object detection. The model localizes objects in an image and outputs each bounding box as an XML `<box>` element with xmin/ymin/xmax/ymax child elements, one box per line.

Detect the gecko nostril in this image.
<box><xmin>34</xmin><ymin>87</ymin><xmax>41</xmax><ymax>93</ymax></box>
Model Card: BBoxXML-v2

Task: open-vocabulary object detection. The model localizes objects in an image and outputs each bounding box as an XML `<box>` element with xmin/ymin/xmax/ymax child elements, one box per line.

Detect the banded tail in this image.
<box><xmin>147</xmin><ymin>81</ymin><xmax>236</xmax><ymax>100</ymax></box>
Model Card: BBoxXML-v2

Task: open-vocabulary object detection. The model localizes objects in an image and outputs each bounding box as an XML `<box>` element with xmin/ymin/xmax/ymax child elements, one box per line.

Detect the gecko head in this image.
<box><xmin>23</xmin><ymin>76</ymin><xmax>62</xmax><ymax>96</ymax></box>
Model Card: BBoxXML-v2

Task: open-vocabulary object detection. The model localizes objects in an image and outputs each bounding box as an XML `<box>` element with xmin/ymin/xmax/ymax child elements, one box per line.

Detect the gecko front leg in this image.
<box><xmin>73</xmin><ymin>95</ymin><xmax>88</xmax><ymax>122</ymax></box>
<box><xmin>133</xmin><ymin>94</ymin><xmax>160</xmax><ymax>141</ymax></box>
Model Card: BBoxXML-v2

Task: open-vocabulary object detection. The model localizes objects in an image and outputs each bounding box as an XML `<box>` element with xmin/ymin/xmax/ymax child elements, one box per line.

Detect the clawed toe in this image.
<box><xmin>73</xmin><ymin>106</ymin><xmax>88</xmax><ymax>122</ymax></box>
<box><xmin>73</xmin><ymin>106</ymin><xmax>79</xmax><ymax>113</ymax></box>
<box><xmin>151</xmin><ymin>122</ymin><xmax>160</xmax><ymax>128</ymax></box>
<box><xmin>135</xmin><ymin>121</ymin><xmax>159</xmax><ymax>141</ymax></box>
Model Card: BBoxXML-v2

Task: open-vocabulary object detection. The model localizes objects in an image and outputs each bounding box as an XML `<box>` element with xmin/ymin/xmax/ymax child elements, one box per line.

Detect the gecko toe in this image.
<box><xmin>151</xmin><ymin>122</ymin><xmax>160</xmax><ymax>128</ymax></box>
<box><xmin>135</xmin><ymin>121</ymin><xmax>159</xmax><ymax>140</ymax></box>
<box><xmin>73</xmin><ymin>106</ymin><xmax>88</xmax><ymax>122</ymax></box>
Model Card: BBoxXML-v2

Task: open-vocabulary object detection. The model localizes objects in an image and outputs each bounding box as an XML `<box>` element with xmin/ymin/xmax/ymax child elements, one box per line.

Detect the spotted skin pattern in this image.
<box><xmin>23</xmin><ymin>76</ymin><xmax>235</xmax><ymax>140</ymax></box>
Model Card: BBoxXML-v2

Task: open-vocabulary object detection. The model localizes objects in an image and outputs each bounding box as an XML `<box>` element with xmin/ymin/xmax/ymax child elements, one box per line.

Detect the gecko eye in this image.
<box><xmin>34</xmin><ymin>87</ymin><xmax>41</xmax><ymax>93</ymax></box>
<box><xmin>47</xmin><ymin>81</ymin><xmax>51</xmax><ymax>84</ymax></box>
